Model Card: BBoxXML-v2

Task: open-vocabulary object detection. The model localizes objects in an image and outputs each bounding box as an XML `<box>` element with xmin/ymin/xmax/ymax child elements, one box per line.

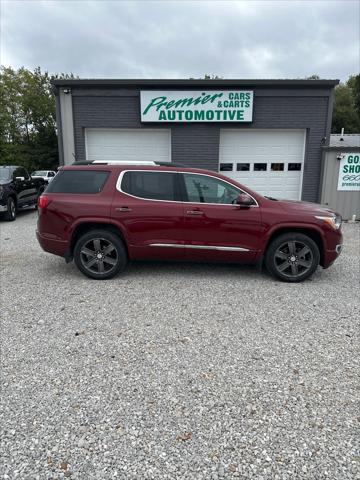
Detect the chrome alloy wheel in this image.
<box><xmin>274</xmin><ymin>240</ymin><xmax>314</xmax><ymax>278</ymax></box>
<box><xmin>80</xmin><ymin>237</ymin><xmax>118</xmax><ymax>275</ymax></box>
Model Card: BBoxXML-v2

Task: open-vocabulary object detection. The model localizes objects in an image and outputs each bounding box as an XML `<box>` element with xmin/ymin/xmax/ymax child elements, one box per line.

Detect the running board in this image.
<box><xmin>149</xmin><ymin>243</ymin><xmax>250</xmax><ymax>252</ymax></box>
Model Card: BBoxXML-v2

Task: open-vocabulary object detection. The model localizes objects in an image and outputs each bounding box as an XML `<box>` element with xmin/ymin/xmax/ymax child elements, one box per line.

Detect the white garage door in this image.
<box><xmin>85</xmin><ymin>129</ymin><xmax>171</xmax><ymax>163</ymax></box>
<box><xmin>219</xmin><ymin>129</ymin><xmax>306</xmax><ymax>200</ymax></box>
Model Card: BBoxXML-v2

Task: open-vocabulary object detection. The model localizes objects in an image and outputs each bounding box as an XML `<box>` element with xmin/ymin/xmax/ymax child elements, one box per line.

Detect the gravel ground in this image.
<box><xmin>0</xmin><ymin>210</ymin><xmax>359</xmax><ymax>480</ymax></box>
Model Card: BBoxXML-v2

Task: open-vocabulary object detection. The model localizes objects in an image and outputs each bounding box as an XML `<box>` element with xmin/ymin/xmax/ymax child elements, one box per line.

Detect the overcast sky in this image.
<box><xmin>1</xmin><ymin>0</ymin><xmax>359</xmax><ymax>81</ymax></box>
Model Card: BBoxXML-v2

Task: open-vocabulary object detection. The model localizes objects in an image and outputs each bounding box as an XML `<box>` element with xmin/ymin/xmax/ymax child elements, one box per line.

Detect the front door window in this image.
<box><xmin>183</xmin><ymin>173</ymin><xmax>241</xmax><ymax>205</ymax></box>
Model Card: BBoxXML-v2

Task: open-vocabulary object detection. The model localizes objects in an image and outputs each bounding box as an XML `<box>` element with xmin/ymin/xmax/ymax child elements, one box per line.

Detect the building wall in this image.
<box><xmin>69</xmin><ymin>86</ymin><xmax>332</xmax><ymax>202</ymax></box>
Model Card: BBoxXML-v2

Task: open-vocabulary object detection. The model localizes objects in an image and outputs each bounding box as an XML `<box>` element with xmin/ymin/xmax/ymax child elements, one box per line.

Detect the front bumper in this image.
<box><xmin>319</xmin><ymin>225</ymin><xmax>343</xmax><ymax>269</ymax></box>
<box><xmin>0</xmin><ymin>204</ymin><xmax>8</xmax><ymax>212</ymax></box>
<box><xmin>323</xmin><ymin>243</ymin><xmax>343</xmax><ymax>269</ymax></box>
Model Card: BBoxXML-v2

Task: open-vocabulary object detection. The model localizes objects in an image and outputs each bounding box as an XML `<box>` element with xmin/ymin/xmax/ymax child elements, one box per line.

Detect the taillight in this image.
<box><xmin>38</xmin><ymin>195</ymin><xmax>50</xmax><ymax>210</ymax></box>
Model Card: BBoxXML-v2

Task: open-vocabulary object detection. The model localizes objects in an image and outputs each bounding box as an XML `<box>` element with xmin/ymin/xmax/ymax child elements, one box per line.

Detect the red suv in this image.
<box><xmin>36</xmin><ymin>162</ymin><xmax>343</xmax><ymax>282</ymax></box>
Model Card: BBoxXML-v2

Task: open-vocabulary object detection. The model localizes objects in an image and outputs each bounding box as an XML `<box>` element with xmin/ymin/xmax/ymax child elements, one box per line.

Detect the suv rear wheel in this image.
<box><xmin>265</xmin><ymin>232</ymin><xmax>320</xmax><ymax>282</ymax></box>
<box><xmin>74</xmin><ymin>230</ymin><xmax>127</xmax><ymax>280</ymax></box>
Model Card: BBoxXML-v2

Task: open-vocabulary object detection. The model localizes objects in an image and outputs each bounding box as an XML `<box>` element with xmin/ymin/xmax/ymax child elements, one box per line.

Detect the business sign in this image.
<box><xmin>140</xmin><ymin>90</ymin><xmax>253</xmax><ymax>122</ymax></box>
<box><xmin>337</xmin><ymin>153</ymin><xmax>360</xmax><ymax>191</ymax></box>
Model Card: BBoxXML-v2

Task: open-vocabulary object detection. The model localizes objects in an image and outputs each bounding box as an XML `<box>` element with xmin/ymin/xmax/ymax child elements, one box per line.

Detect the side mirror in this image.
<box><xmin>236</xmin><ymin>193</ymin><xmax>253</xmax><ymax>206</ymax></box>
<box><xmin>15</xmin><ymin>176</ymin><xmax>25</xmax><ymax>181</ymax></box>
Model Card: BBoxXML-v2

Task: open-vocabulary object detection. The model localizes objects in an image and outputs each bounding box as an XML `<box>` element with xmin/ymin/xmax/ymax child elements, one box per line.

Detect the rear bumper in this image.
<box><xmin>36</xmin><ymin>231</ymin><xmax>69</xmax><ymax>258</ymax></box>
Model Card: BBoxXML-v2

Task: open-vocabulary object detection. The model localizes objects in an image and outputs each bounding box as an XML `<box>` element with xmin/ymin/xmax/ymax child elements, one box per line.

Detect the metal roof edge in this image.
<box><xmin>51</xmin><ymin>78</ymin><xmax>340</xmax><ymax>88</ymax></box>
<box><xmin>322</xmin><ymin>146</ymin><xmax>360</xmax><ymax>151</ymax></box>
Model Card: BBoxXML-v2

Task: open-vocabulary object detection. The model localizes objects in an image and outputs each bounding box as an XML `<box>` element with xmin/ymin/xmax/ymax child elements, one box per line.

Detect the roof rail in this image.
<box><xmin>93</xmin><ymin>160</ymin><xmax>157</xmax><ymax>165</ymax></box>
<box><xmin>155</xmin><ymin>162</ymin><xmax>190</xmax><ymax>168</ymax></box>
<box><xmin>71</xmin><ymin>161</ymin><xmax>94</xmax><ymax>165</ymax></box>
<box><xmin>72</xmin><ymin>160</ymin><xmax>156</xmax><ymax>166</ymax></box>
<box><xmin>71</xmin><ymin>160</ymin><xmax>190</xmax><ymax>168</ymax></box>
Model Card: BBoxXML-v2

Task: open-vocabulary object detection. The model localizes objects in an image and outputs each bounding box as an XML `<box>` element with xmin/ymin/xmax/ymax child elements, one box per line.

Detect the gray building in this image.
<box><xmin>52</xmin><ymin>78</ymin><xmax>339</xmax><ymax>203</ymax></box>
<box><xmin>321</xmin><ymin>134</ymin><xmax>360</xmax><ymax>220</ymax></box>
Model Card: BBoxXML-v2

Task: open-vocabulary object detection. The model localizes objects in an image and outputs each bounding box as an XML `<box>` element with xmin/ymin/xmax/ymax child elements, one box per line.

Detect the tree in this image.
<box><xmin>347</xmin><ymin>74</ymin><xmax>360</xmax><ymax>116</ymax></box>
<box><xmin>189</xmin><ymin>74</ymin><xmax>224</xmax><ymax>80</ymax></box>
<box><xmin>306</xmin><ymin>74</ymin><xmax>321</xmax><ymax>80</ymax></box>
<box><xmin>203</xmin><ymin>74</ymin><xmax>223</xmax><ymax>80</ymax></box>
<box><xmin>332</xmin><ymin>74</ymin><xmax>360</xmax><ymax>134</ymax></box>
<box><xmin>0</xmin><ymin>66</ymin><xmax>58</xmax><ymax>171</ymax></box>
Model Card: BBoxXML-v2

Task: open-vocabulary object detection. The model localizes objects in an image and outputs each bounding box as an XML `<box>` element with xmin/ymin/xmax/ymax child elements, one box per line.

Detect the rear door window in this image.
<box><xmin>46</xmin><ymin>170</ymin><xmax>109</xmax><ymax>194</ymax></box>
<box><xmin>120</xmin><ymin>171</ymin><xmax>180</xmax><ymax>201</ymax></box>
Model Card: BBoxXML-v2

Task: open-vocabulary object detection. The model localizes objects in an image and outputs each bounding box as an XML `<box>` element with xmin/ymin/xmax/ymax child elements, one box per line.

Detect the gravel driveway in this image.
<box><xmin>1</xmin><ymin>210</ymin><xmax>359</xmax><ymax>480</ymax></box>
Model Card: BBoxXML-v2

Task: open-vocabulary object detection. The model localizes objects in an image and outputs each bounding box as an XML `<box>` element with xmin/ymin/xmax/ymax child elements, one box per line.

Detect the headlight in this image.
<box><xmin>315</xmin><ymin>214</ymin><xmax>342</xmax><ymax>230</ymax></box>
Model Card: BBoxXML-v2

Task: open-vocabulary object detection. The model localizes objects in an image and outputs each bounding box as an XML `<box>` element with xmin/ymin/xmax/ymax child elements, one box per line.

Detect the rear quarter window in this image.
<box><xmin>46</xmin><ymin>170</ymin><xmax>109</xmax><ymax>194</ymax></box>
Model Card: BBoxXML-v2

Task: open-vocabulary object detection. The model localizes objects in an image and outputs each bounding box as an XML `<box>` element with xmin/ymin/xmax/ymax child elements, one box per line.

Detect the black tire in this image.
<box><xmin>265</xmin><ymin>232</ymin><xmax>320</xmax><ymax>282</ymax></box>
<box><xmin>74</xmin><ymin>229</ymin><xmax>127</xmax><ymax>280</ymax></box>
<box><xmin>4</xmin><ymin>197</ymin><xmax>16</xmax><ymax>221</ymax></box>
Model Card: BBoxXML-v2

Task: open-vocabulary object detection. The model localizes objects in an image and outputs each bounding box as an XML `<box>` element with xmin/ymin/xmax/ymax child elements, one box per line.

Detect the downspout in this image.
<box><xmin>318</xmin><ymin>87</ymin><xmax>335</xmax><ymax>203</ymax></box>
<box><xmin>53</xmin><ymin>84</ymin><xmax>65</xmax><ymax>166</ymax></box>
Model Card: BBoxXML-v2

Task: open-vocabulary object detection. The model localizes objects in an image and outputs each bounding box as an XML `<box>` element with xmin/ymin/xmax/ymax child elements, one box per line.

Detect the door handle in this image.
<box><xmin>115</xmin><ymin>206</ymin><xmax>132</xmax><ymax>212</ymax></box>
<box><xmin>186</xmin><ymin>210</ymin><xmax>204</xmax><ymax>216</ymax></box>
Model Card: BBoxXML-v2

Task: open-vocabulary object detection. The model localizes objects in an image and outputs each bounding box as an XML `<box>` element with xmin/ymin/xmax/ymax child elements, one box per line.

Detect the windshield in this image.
<box><xmin>0</xmin><ymin>168</ymin><xmax>11</xmax><ymax>181</ymax></box>
<box><xmin>32</xmin><ymin>171</ymin><xmax>47</xmax><ymax>176</ymax></box>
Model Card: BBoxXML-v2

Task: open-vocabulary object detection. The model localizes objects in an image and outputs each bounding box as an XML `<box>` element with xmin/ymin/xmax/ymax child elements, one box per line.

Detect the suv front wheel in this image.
<box><xmin>74</xmin><ymin>230</ymin><xmax>127</xmax><ymax>280</ymax></box>
<box><xmin>265</xmin><ymin>232</ymin><xmax>320</xmax><ymax>282</ymax></box>
<box><xmin>4</xmin><ymin>197</ymin><xmax>16</xmax><ymax>221</ymax></box>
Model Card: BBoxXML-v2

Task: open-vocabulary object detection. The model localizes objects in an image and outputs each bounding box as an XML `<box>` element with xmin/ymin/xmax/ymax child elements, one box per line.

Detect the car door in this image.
<box><xmin>111</xmin><ymin>170</ymin><xmax>185</xmax><ymax>260</ymax></box>
<box><xmin>180</xmin><ymin>172</ymin><xmax>262</xmax><ymax>262</ymax></box>
<box><xmin>13</xmin><ymin>167</ymin><xmax>37</xmax><ymax>206</ymax></box>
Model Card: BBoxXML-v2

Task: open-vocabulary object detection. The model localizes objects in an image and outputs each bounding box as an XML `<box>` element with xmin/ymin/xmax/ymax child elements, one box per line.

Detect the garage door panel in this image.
<box><xmin>219</xmin><ymin>129</ymin><xmax>305</xmax><ymax>200</ymax></box>
<box><xmin>221</xmin><ymin>130</ymin><xmax>304</xmax><ymax>144</ymax></box>
<box><xmin>227</xmin><ymin>155</ymin><xmax>304</xmax><ymax>163</ymax></box>
<box><xmin>86</xmin><ymin>129</ymin><xmax>171</xmax><ymax>163</ymax></box>
<box><xmin>220</xmin><ymin>149</ymin><xmax>304</xmax><ymax>157</ymax></box>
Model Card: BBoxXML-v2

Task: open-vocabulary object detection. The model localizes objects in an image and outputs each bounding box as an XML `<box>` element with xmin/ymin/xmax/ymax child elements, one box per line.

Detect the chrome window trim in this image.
<box><xmin>149</xmin><ymin>243</ymin><xmax>250</xmax><ymax>252</ymax></box>
<box><xmin>116</xmin><ymin>170</ymin><xmax>259</xmax><ymax>207</ymax></box>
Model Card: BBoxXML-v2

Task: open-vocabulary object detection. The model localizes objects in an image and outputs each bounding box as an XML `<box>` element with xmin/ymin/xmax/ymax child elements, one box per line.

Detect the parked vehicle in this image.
<box><xmin>36</xmin><ymin>161</ymin><xmax>343</xmax><ymax>282</ymax></box>
<box><xmin>31</xmin><ymin>170</ymin><xmax>57</xmax><ymax>184</ymax></box>
<box><xmin>0</xmin><ymin>165</ymin><xmax>46</xmax><ymax>221</ymax></box>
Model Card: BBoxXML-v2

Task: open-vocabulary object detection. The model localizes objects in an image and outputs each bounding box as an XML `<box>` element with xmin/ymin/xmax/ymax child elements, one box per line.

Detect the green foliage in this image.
<box><xmin>189</xmin><ymin>74</ymin><xmax>224</xmax><ymax>80</ymax></box>
<box><xmin>0</xmin><ymin>66</ymin><xmax>58</xmax><ymax>171</ymax></box>
<box><xmin>203</xmin><ymin>74</ymin><xmax>224</xmax><ymax>80</ymax></box>
<box><xmin>347</xmin><ymin>74</ymin><xmax>360</xmax><ymax>116</ymax></box>
<box><xmin>332</xmin><ymin>74</ymin><xmax>360</xmax><ymax>133</ymax></box>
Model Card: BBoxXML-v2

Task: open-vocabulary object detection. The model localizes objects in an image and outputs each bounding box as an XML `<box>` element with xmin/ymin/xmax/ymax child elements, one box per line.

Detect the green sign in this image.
<box><xmin>140</xmin><ymin>90</ymin><xmax>254</xmax><ymax>122</ymax></box>
<box><xmin>337</xmin><ymin>153</ymin><xmax>360</xmax><ymax>191</ymax></box>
